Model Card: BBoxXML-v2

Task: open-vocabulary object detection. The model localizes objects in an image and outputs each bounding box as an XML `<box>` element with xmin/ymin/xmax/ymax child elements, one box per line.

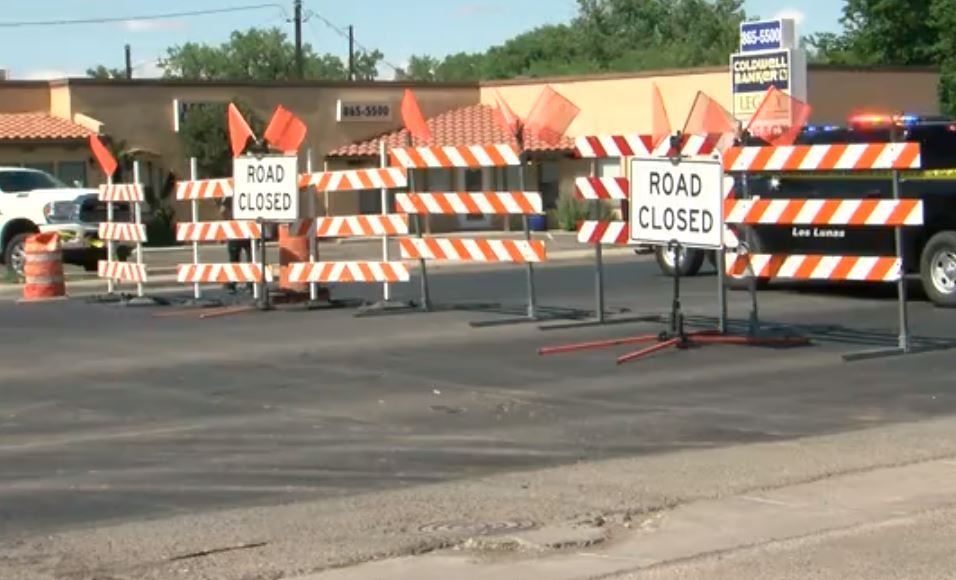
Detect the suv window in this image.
<box><xmin>0</xmin><ymin>170</ymin><xmax>68</xmax><ymax>193</ymax></box>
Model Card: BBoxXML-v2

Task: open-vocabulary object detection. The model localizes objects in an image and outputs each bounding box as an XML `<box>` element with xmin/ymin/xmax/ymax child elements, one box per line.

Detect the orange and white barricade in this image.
<box><xmin>556</xmin><ymin>133</ymin><xmax>734</xmax><ymax>329</ymax></box>
<box><xmin>723</xmin><ymin>140</ymin><xmax>924</xmax><ymax>359</ymax></box>
<box><xmin>97</xmin><ymin>161</ymin><xmax>148</xmax><ymax>297</ymax></box>
<box><xmin>289</xmin><ymin>155</ymin><xmax>411</xmax><ymax>304</ymax></box>
<box><xmin>175</xmin><ymin>160</ymin><xmax>268</xmax><ymax>301</ymax></box>
<box><xmin>390</xmin><ymin>143</ymin><xmax>548</xmax><ymax>325</ymax></box>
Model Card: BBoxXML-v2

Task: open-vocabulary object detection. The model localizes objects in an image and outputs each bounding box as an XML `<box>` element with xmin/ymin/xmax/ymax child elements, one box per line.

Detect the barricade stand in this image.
<box><xmin>722</xmin><ymin>136</ymin><xmax>944</xmax><ymax>361</ymax></box>
<box><xmin>388</xmin><ymin>142</ymin><xmax>572</xmax><ymax>327</ymax></box>
<box><xmin>287</xmin><ymin>163</ymin><xmax>412</xmax><ymax>304</ymax></box>
<box><xmin>541</xmin><ymin>133</ymin><xmax>730</xmax><ymax>331</ymax></box>
<box><xmin>538</xmin><ymin>134</ymin><xmax>810</xmax><ymax>364</ymax></box>
<box><xmin>95</xmin><ymin>161</ymin><xmax>164</xmax><ymax>306</ymax></box>
<box><xmin>173</xmin><ymin>171</ymin><xmax>270</xmax><ymax>314</ymax></box>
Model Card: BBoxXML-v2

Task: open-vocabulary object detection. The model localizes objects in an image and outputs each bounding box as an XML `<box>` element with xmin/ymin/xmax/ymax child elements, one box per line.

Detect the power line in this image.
<box><xmin>304</xmin><ymin>6</ymin><xmax>402</xmax><ymax>73</ymax></box>
<box><xmin>0</xmin><ymin>4</ymin><xmax>284</xmax><ymax>28</ymax></box>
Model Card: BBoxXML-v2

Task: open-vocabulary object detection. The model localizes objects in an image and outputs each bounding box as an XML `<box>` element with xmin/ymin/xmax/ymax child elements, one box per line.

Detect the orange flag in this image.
<box><xmin>264</xmin><ymin>105</ymin><xmax>308</xmax><ymax>154</ymax></box>
<box><xmin>400</xmin><ymin>89</ymin><xmax>432</xmax><ymax>144</ymax></box>
<box><xmin>524</xmin><ymin>85</ymin><xmax>580</xmax><ymax>145</ymax></box>
<box><xmin>682</xmin><ymin>91</ymin><xmax>739</xmax><ymax>152</ymax></box>
<box><xmin>89</xmin><ymin>135</ymin><xmax>117</xmax><ymax>178</ymax></box>
<box><xmin>651</xmin><ymin>83</ymin><xmax>672</xmax><ymax>149</ymax></box>
<box><xmin>747</xmin><ymin>87</ymin><xmax>812</xmax><ymax>146</ymax></box>
<box><xmin>492</xmin><ymin>89</ymin><xmax>521</xmax><ymax>137</ymax></box>
<box><xmin>227</xmin><ymin>102</ymin><xmax>255</xmax><ymax>158</ymax></box>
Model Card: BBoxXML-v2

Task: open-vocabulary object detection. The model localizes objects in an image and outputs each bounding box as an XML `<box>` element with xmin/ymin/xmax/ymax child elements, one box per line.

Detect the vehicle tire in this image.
<box><xmin>3</xmin><ymin>233</ymin><xmax>32</xmax><ymax>278</ymax></box>
<box><xmin>920</xmin><ymin>231</ymin><xmax>956</xmax><ymax>307</ymax></box>
<box><xmin>655</xmin><ymin>245</ymin><xmax>705</xmax><ymax>277</ymax></box>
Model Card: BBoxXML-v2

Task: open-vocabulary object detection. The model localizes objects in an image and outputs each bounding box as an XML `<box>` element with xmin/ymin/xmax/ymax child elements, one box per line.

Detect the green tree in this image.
<box><xmin>86</xmin><ymin>65</ymin><xmax>127</xmax><ymax>79</ymax></box>
<box><xmin>396</xmin><ymin>55</ymin><xmax>442</xmax><ymax>81</ymax></box>
<box><xmin>159</xmin><ymin>27</ymin><xmax>380</xmax><ymax>81</ymax></box>
<box><xmin>177</xmin><ymin>100</ymin><xmax>265</xmax><ymax>178</ymax></box>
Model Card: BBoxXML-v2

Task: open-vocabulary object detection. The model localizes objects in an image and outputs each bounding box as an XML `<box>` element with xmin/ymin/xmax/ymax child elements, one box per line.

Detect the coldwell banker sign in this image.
<box><xmin>731</xmin><ymin>18</ymin><xmax>807</xmax><ymax>126</ymax></box>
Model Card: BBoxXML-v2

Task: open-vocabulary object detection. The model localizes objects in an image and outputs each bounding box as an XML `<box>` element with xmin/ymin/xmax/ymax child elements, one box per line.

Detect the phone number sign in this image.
<box><xmin>739</xmin><ymin>19</ymin><xmax>795</xmax><ymax>53</ymax></box>
<box><xmin>336</xmin><ymin>100</ymin><xmax>393</xmax><ymax>122</ymax></box>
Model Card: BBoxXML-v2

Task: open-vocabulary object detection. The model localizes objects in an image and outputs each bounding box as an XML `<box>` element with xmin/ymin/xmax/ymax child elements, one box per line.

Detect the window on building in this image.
<box><xmin>538</xmin><ymin>160</ymin><xmax>560</xmax><ymax>210</ymax></box>
<box><xmin>359</xmin><ymin>189</ymin><xmax>382</xmax><ymax>214</ymax></box>
<box><xmin>57</xmin><ymin>161</ymin><xmax>87</xmax><ymax>187</ymax></box>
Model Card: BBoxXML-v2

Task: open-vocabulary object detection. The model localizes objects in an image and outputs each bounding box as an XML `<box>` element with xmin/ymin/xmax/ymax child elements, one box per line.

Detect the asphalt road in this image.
<box><xmin>2</xmin><ymin>258</ymin><xmax>956</xmax><ymax>579</ymax></box>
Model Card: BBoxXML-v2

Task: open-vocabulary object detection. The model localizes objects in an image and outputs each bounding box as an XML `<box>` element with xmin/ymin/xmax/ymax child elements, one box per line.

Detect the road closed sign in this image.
<box><xmin>233</xmin><ymin>155</ymin><xmax>300</xmax><ymax>222</ymax></box>
<box><xmin>629</xmin><ymin>157</ymin><xmax>724</xmax><ymax>250</ymax></box>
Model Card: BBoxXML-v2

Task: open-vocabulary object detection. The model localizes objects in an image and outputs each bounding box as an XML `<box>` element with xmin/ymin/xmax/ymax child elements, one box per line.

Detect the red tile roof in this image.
<box><xmin>328</xmin><ymin>104</ymin><xmax>574</xmax><ymax>157</ymax></box>
<box><xmin>0</xmin><ymin>113</ymin><xmax>94</xmax><ymax>141</ymax></box>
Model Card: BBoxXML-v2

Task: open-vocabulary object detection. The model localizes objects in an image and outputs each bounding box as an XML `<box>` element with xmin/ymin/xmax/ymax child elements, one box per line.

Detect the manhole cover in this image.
<box><xmin>419</xmin><ymin>520</ymin><xmax>536</xmax><ymax>535</ymax></box>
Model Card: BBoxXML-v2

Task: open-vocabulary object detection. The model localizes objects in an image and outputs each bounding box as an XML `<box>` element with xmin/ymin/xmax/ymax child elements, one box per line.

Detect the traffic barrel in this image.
<box><xmin>20</xmin><ymin>232</ymin><xmax>66</xmax><ymax>302</ymax></box>
<box><xmin>278</xmin><ymin>224</ymin><xmax>309</xmax><ymax>293</ymax></box>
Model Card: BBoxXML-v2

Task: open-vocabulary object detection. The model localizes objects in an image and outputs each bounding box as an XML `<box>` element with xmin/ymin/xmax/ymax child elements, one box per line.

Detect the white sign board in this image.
<box><xmin>629</xmin><ymin>157</ymin><xmax>724</xmax><ymax>250</ymax></box>
<box><xmin>232</xmin><ymin>156</ymin><xmax>300</xmax><ymax>222</ymax></box>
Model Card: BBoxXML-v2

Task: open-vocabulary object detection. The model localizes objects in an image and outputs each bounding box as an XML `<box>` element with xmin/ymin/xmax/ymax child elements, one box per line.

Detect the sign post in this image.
<box><xmin>233</xmin><ymin>154</ymin><xmax>300</xmax><ymax>308</ymax></box>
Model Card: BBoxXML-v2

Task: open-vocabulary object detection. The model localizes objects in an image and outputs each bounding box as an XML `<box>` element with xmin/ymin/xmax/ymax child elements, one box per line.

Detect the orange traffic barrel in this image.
<box><xmin>20</xmin><ymin>232</ymin><xmax>66</xmax><ymax>302</ymax></box>
<box><xmin>278</xmin><ymin>224</ymin><xmax>310</xmax><ymax>293</ymax></box>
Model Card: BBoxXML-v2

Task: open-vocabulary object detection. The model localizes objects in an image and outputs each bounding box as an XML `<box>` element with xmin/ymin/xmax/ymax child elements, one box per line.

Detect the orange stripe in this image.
<box><xmin>473</xmin><ymin>240</ymin><xmax>496</xmax><ymax>261</ymax></box>
<box><xmin>749</xmin><ymin>146</ymin><xmax>777</xmax><ymax>171</ymax></box>
<box><xmin>853</xmin><ymin>144</ymin><xmax>884</xmax><ymax>171</ymax></box>
<box><xmin>357</xmin><ymin>263</ymin><xmax>374</xmax><ymax>281</ymax></box>
<box><xmin>383</xmin><ymin>263</ymin><xmax>398</xmax><ymax>282</ymax></box>
<box><xmin>895</xmin><ymin>142</ymin><xmax>920</xmax><ymax>169</ymax></box>
<box><xmin>407</xmin><ymin>148</ymin><xmax>428</xmax><ymax>169</ymax></box>
<box><xmin>777</xmin><ymin>199</ymin><xmax>806</xmax><ymax>224</ymax></box>
<box><xmin>502</xmin><ymin>241</ymin><xmax>525</xmax><ymax>263</ymax></box>
<box><xmin>457</xmin><ymin>147</ymin><xmax>480</xmax><ymax>168</ymax></box>
<box><xmin>780</xmin><ymin>146</ymin><xmax>811</xmax><ymax>171</ymax></box>
<box><xmin>357</xmin><ymin>171</ymin><xmax>374</xmax><ymax>189</ymax></box>
<box><xmin>531</xmin><ymin>241</ymin><xmax>546</xmax><ymax>261</ymax></box>
<box><xmin>723</xmin><ymin>147</ymin><xmax>742</xmax><ymax>170</ymax></box>
<box><xmin>848</xmin><ymin>200</ymin><xmax>877</xmax><ymax>225</ymax></box>
<box><xmin>818</xmin><ymin>144</ymin><xmax>848</xmax><ymax>170</ymax></box>
<box><xmin>448</xmin><ymin>239</ymin><xmax>469</xmax><ymax>260</ymax></box>
<box><xmin>485</xmin><ymin>145</ymin><xmax>506</xmax><ymax>167</ymax></box>
<box><xmin>432</xmin><ymin>147</ymin><xmax>453</xmax><ymax>168</ymax></box>
<box><xmin>318</xmin><ymin>263</ymin><xmax>334</xmax><ymax>281</ymax></box>
<box><xmin>485</xmin><ymin>194</ymin><xmax>507</xmax><ymax>215</ymax></box>
<box><xmin>515</xmin><ymin>192</ymin><xmax>534</xmax><ymax>213</ymax></box>
<box><xmin>746</xmin><ymin>199</ymin><xmax>771</xmax><ymax>223</ymax></box>
<box><xmin>435</xmin><ymin>195</ymin><xmax>456</xmax><ymax>214</ymax></box>
<box><xmin>886</xmin><ymin>200</ymin><xmax>917</xmax><ymax>225</ymax></box>
<box><xmin>809</xmin><ymin>200</ymin><xmax>839</xmax><ymax>226</ymax></box>
<box><xmin>764</xmin><ymin>255</ymin><xmax>786</xmax><ymax>278</ymax></box>
<box><xmin>793</xmin><ymin>255</ymin><xmax>823</xmax><ymax>279</ymax></box>
<box><xmin>399</xmin><ymin>239</ymin><xmax>417</xmax><ymax>258</ymax></box>
<box><xmin>411</xmin><ymin>195</ymin><xmax>429</xmax><ymax>214</ymax></box>
<box><xmin>829</xmin><ymin>256</ymin><xmax>856</xmax><ymax>281</ymax></box>
<box><xmin>868</xmin><ymin>258</ymin><xmax>896</xmax><ymax>281</ymax></box>
<box><xmin>461</xmin><ymin>194</ymin><xmax>483</xmax><ymax>214</ymax></box>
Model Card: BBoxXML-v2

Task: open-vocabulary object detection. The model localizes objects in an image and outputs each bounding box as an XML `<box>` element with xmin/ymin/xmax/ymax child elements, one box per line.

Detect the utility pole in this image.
<box><xmin>348</xmin><ymin>25</ymin><xmax>355</xmax><ymax>81</ymax></box>
<box><xmin>293</xmin><ymin>0</ymin><xmax>303</xmax><ymax>79</ymax></box>
<box><xmin>124</xmin><ymin>44</ymin><xmax>132</xmax><ymax>79</ymax></box>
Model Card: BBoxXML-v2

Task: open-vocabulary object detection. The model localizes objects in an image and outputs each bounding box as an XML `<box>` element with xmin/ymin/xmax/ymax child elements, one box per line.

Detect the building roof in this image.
<box><xmin>0</xmin><ymin>113</ymin><xmax>94</xmax><ymax>141</ymax></box>
<box><xmin>328</xmin><ymin>103</ymin><xmax>575</xmax><ymax>158</ymax></box>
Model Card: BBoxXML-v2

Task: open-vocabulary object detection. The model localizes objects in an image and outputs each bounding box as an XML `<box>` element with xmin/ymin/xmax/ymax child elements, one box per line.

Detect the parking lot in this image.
<box><xmin>2</xmin><ymin>256</ymin><xmax>956</xmax><ymax>579</ymax></box>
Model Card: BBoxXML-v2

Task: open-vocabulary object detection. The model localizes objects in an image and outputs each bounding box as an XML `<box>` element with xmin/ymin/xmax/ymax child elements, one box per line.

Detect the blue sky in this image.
<box><xmin>1</xmin><ymin>1</ymin><xmax>842</xmax><ymax>80</ymax></box>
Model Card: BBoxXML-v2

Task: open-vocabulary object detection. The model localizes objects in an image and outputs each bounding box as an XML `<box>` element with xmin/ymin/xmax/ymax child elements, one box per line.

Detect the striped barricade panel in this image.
<box><xmin>98</xmin><ymin>223</ymin><xmax>148</xmax><ymax>242</ymax></box>
<box><xmin>575</xmin><ymin>177</ymin><xmax>629</xmax><ymax>200</ymax></box>
<box><xmin>287</xmin><ymin>262</ymin><xmax>410</xmax><ymax>283</ymax></box>
<box><xmin>723</xmin><ymin>143</ymin><xmax>921</xmax><ymax>173</ymax></box>
<box><xmin>98</xmin><ymin>184</ymin><xmax>144</xmax><ymax>202</ymax></box>
<box><xmin>727</xmin><ymin>254</ymin><xmax>901</xmax><ymax>282</ymax></box>
<box><xmin>724</xmin><ymin>198</ymin><xmax>924</xmax><ymax>226</ymax></box>
<box><xmin>574</xmin><ymin>133</ymin><xmax>728</xmax><ymax>159</ymax></box>
<box><xmin>394</xmin><ymin>192</ymin><xmax>542</xmax><ymax>215</ymax></box>
<box><xmin>177</xmin><ymin>263</ymin><xmax>271</xmax><ymax>283</ymax></box>
<box><xmin>176</xmin><ymin>178</ymin><xmax>235</xmax><ymax>200</ymax></box>
<box><xmin>577</xmin><ymin>221</ymin><xmax>629</xmax><ymax>246</ymax></box>
<box><xmin>176</xmin><ymin>221</ymin><xmax>263</xmax><ymax>242</ymax></box>
<box><xmin>400</xmin><ymin>238</ymin><xmax>546</xmax><ymax>263</ymax></box>
<box><xmin>98</xmin><ymin>261</ymin><xmax>148</xmax><ymax>283</ymax></box>
<box><xmin>299</xmin><ymin>168</ymin><xmax>407</xmax><ymax>192</ymax></box>
<box><xmin>314</xmin><ymin>215</ymin><xmax>409</xmax><ymax>238</ymax></box>
<box><xmin>390</xmin><ymin>144</ymin><xmax>521</xmax><ymax>168</ymax></box>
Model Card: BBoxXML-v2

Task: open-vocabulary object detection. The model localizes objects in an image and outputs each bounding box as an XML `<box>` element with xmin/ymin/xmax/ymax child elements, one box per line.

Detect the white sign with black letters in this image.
<box><xmin>232</xmin><ymin>155</ymin><xmax>300</xmax><ymax>222</ymax></box>
<box><xmin>629</xmin><ymin>157</ymin><xmax>724</xmax><ymax>250</ymax></box>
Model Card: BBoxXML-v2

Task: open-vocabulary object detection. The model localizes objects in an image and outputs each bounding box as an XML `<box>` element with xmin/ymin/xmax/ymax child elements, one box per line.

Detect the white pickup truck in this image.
<box><xmin>0</xmin><ymin>167</ymin><xmax>130</xmax><ymax>275</ymax></box>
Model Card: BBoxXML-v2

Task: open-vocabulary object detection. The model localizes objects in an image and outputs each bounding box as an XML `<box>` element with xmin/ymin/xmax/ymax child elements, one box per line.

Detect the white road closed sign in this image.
<box><xmin>629</xmin><ymin>157</ymin><xmax>724</xmax><ymax>250</ymax></box>
<box><xmin>233</xmin><ymin>156</ymin><xmax>300</xmax><ymax>222</ymax></box>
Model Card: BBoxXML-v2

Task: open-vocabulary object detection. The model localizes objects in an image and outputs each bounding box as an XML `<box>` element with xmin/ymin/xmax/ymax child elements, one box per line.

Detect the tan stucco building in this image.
<box><xmin>0</xmin><ymin>64</ymin><xmax>941</xmax><ymax>229</ymax></box>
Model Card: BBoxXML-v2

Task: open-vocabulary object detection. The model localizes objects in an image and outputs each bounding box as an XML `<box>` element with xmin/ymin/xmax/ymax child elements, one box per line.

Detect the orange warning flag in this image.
<box><xmin>493</xmin><ymin>89</ymin><xmax>521</xmax><ymax>137</ymax></box>
<box><xmin>651</xmin><ymin>83</ymin><xmax>672</xmax><ymax>149</ymax></box>
<box><xmin>264</xmin><ymin>105</ymin><xmax>308</xmax><ymax>154</ymax></box>
<box><xmin>525</xmin><ymin>85</ymin><xmax>580</xmax><ymax>145</ymax></box>
<box><xmin>401</xmin><ymin>89</ymin><xmax>432</xmax><ymax>144</ymax></box>
<box><xmin>89</xmin><ymin>135</ymin><xmax>117</xmax><ymax>178</ymax></box>
<box><xmin>747</xmin><ymin>86</ymin><xmax>812</xmax><ymax>146</ymax></box>
<box><xmin>682</xmin><ymin>91</ymin><xmax>739</xmax><ymax>152</ymax></box>
<box><xmin>227</xmin><ymin>102</ymin><xmax>255</xmax><ymax>158</ymax></box>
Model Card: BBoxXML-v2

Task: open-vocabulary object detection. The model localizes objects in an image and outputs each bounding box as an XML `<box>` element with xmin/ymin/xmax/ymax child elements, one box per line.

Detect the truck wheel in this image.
<box><xmin>655</xmin><ymin>245</ymin><xmax>705</xmax><ymax>277</ymax></box>
<box><xmin>920</xmin><ymin>231</ymin><xmax>956</xmax><ymax>307</ymax></box>
<box><xmin>3</xmin><ymin>233</ymin><xmax>31</xmax><ymax>278</ymax></box>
